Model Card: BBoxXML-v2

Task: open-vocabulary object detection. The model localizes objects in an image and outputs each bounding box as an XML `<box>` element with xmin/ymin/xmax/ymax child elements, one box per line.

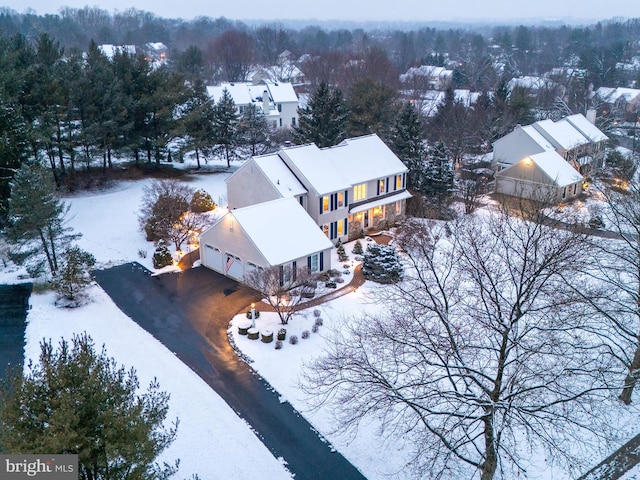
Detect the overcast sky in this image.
<box><xmin>9</xmin><ymin>0</ymin><xmax>640</xmax><ymax>23</ymax></box>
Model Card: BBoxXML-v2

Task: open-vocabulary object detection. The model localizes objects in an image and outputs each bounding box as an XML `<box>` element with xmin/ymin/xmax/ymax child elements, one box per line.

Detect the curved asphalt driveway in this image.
<box><xmin>93</xmin><ymin>263</ymin><xmax>366</xmax><ymax>480</ymax></box>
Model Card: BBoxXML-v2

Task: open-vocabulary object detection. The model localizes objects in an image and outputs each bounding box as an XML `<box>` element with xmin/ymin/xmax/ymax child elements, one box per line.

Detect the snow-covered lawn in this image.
<box><xmin>3</xmin><ymin>162</ymin><xmax>639</xmax><ymax>480</ymax></box>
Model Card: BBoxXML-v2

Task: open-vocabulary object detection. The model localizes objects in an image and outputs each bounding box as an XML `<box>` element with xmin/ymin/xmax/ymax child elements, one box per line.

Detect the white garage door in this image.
<box><xmin>225</xmin><ymin>253</ymin><xmax>243</xmax><ymax>280</ymax></box>
<box><xmin>204</xmin><ymin>244</ymin><xmax>223</xmax><ymax>272</ymax></box>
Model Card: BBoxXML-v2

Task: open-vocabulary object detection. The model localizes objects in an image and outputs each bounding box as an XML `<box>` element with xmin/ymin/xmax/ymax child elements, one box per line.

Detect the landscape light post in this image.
<box><xmin>250</xmin><ymin>303</ymin><xmax>256</xmax><ymax>329</ymax></box>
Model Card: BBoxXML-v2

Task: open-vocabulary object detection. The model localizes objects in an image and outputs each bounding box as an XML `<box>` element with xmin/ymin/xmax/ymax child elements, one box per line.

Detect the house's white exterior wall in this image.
<box><xmin>227</xmin><ymin>159</ymin><xmax>283</xmax><ymax>209</ymax></box>
<box><xmin>492</xmin><ymin>127</ymin><xmax>547</xmax><ymax>168</ymax></box>
<box><xmin>495</xmin><ymin>162</ymin><xmax>582</xmax><ymax>203</ymax></box>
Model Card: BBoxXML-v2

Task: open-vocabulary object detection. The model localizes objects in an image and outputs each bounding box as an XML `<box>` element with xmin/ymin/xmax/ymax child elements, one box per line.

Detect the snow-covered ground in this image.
<box><xmin>2</xmin><ymin>159</ymin><xmax>639</xmax><ymax>480</ymax></box>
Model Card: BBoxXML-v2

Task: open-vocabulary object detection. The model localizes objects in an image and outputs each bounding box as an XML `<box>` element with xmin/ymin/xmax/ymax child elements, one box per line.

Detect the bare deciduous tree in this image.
<box><xmin>304</xmin><ymin>211</ymin><xmax>616</xmax><ymax>480</ymax></box>
<box><xmin>245</xmin><ymin>265</ymin><xmax>316</xmax><ymax>325</ymax></box>
<box><xmin>580</xmin><ymin>178</ymin><xmax>640</xmax><ymax>405</ymax></box>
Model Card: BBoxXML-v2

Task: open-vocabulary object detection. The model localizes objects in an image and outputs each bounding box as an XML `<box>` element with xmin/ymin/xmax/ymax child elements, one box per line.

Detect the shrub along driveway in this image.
<box><xmin>93</xmin><ymin>263</ymin><xmax>366</xmax><ymax>480</ymax></box>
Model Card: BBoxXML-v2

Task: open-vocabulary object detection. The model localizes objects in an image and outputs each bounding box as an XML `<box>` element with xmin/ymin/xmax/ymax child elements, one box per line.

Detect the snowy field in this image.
<box><xmin>2</xmin><ymin>159</ymin><xmax>640</xmax><ymax>479</ymax></box>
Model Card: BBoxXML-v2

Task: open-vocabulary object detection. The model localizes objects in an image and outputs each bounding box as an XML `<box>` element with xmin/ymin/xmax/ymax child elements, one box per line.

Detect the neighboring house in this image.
<box><xmin>98</xmin><ymin>44</ymin><xmax>137</xmax><ymax>59</ymax></box>
<box><xmin>227</xmin><ymin>134</ymin><xmax>411</xmax><ymax>243</ymax></box>
<box><xmin>206</xmin><ymin>80</ymin><xmax>299</xmax><ymax>129</ymax></box>
<box><xmin>400</xmin><ymin>65</ymin><xmax>453</xmax><ymax>90</ymax></box>
<box><xmin>495</xmin><ymin>151</ymin><xmax>583</xmax><ymax>203</ymax></box>
<box><xmin>417</xmin><ymin>89</ymin><xmax>482</xmax><ymax>117</ymax></box>
<box><xmin>144</xmin><ymin>42</ymin><xmax>168</xmax><ymax>65</ymax></box>
<box><xmin>593</xmin><ymin>87</ymin><xmax>640</xmax><ymax>121</ymax></box>
<box><xmin>507</xmin><ymin>75</ymin><xmax>559</xmax><ymax>95</ymax></box>
<box><xmin>199</xmin><ymin>197</ymin><xmax>333</xmax><ymax>282</ymax></box>
<box><xmin>492</xmin><ymin>114</ymin><xmax>608</xmax><ymax>174</ymax></box>
<box><xmin>248</xmin><ymin>62</ymin><xmax>305</xmax><ymax>85</ymax></box>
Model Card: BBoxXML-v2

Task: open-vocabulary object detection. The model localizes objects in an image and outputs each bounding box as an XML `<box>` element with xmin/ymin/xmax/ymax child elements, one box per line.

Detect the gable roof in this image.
<box><xmin>520</xmin><ymin>125</ymin><xmax>557</xmax><ymax>151</ymax></box>
<box><xmin>207</xmin><ymin>81</ymin><xmax>298</xmax><ymax>108</ymax></box>
<box><xmin>280</xmin><ymin>134</ymin><xmax>408</xmax><ymax>195</ymax></box>
<box><xmin>532</xmin><ymin>119</ymin><xmax>590</xmax><ymax>151</ymax></box>
<box><xmin>498</xmin><ymin>150</ymin><xmax>583</xmax><ymax>187</ymax></box>
<box><xmin>563</xmin><ymin>114</ymin><xmax>609</xmax><ymax>143</ymax></box>
<box><xmin>207</xmin><ymin>83</ymin><xmax>253</xmax><ymax>106</ymax></box>
<box><xmin>253</xmin><ymin>154</ymin><xmax>307</xmax><ymax>198</ymax></box>
<box><xmin>231</xmin><ymin>198</ymin><xmax>333</xmax><ymax>265</ymax></box>
<box><xmin>261</xmin><ymin>81</ymin><xmax>298</xmax><ymax>103</ymax></box>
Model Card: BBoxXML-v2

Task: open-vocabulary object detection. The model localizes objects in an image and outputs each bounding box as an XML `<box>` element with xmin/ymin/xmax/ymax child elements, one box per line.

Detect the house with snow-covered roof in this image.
<box><xmin>495</xmin><ymin>151</ymin><xmax>583</xmax><ymax>203</ymax></box>
<box><xmin>492</xmin><ymin>114</ymin><xmax>608</xmax><ymax>174</ymax></box>
<box><xmin>206</xmin><ymin>80</ymin><xmax>299</xmax><ymax>129</ymax></box>
<box><xmin>593</xmin><ymin>86</ymin><xmax>640</xmax><ymax>121</ymax></box>
<box><xmin>400</xmin><ymin>65</ymin><xmax>453</xmax><ymax>90</ymax></box>
<box><xmin>228</xmin><ymin>133</ymin><xmax>409</xmax><ymax>238</ymax></box>
<box><xmin>199</xmin><ymin>198</ymin><xmax>333</xmax><ymax>282</ymax></box>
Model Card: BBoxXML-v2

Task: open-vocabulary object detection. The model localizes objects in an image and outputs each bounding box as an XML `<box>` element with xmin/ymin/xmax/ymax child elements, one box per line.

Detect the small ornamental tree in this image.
<box><xmin>0</xmin><ymin>334</ymin><xmax>178</xmax><ymax>480</ymax></box>
<box><xmin>336</xmin><ymin>239</ymin><xmax>348</xmax><ymax>262</ymax></box>
<box><xmin>362</xmin><ymin>244</ymin><xmax>403</xmax><ymax>284</ymax></box>
<box><xmin>54</xmin><ymin>245</ymin><xmax>96</xmax><ymax>304</ymax></box>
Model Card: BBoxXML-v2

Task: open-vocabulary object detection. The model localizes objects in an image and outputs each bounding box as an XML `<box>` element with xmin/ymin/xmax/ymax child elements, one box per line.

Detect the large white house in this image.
<box><xmin>200</xmin><ymin>134</ymin><xmax>410</xmax><ymax>282</ymax></box>
<box><xmin>206</xmin><ymin>80</ymin><xmax>299</xmax><ymax>129</ymax></box>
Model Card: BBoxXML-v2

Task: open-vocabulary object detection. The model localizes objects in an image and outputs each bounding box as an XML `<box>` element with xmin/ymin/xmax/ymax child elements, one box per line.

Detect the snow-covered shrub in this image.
<box><xmin>289</xmin><ymin>335</ymin><xmax>299</xmax><ymax>345</ymax></box>
<box><xmin>336</xmin><ymin>239</ymin><xmax>348</xmax><ymax>262</ymax></box>
<box><xmin>190</xmin><ymin>189</ymin><xmax>216</xmax><ymax>213</ymax></box>
<box><xmin>336</xmin><ymin>277</ymin><xmax>345</xmax><ymax>283</ymax></box>
<box><xmin>275</xmin><ymin>340</ymin><xmax>283</xmax><ymax>350</ymax></box>
<box><xmin>301</xmin><ymin>330</ymin><xmax>310</xmax><ymax>339</ymax></box>
<box><xmin>312</xmin><ymin>324</ymin><xmax>319</xmax><ymax>333</ymax></box>
<box><xmin>352</xmin><ymin>239</ymin><xmax>363</xmax><ymax>255</ymax></box>
<box><xmin>246</xmin><ymin>309</ymin><xmax>260</xmax><ymax>319</ymax></box>
<box><xmin>362</xmin><ymin>243</ymin><xmax>403</xmax><ymax>284</ymax></box>
<box><xmin>152</xmin><ymin>242</ymin><xmax>173</xmax><ymax>269</ymax></box>
<box><xmin>313</xmin><ymin>309</ymin><xmax>321</xmax><ymax>318</ymax></box>
<box><xmin>277</xmin><ymin>328</ymin><xmax>287</xmax><ymax>340</ymax></box>
<box><xmin>315</xmin><ymin>318</ymin><xmax>323</xmax><ymax>327</ymax></box>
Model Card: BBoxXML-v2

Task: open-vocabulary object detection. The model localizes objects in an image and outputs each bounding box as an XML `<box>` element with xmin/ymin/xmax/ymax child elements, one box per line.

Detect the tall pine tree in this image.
<box><xmin>213</xmin><ymin>88</ymin><xmax>240</xmax><ymax>167</ymax></box>
<box><xmin>423</xmin><ymin>142</ymin><xmax>454</xmax><ymax>213</ymax></box>
<box><xmin>293</xmin><ymin>81</ymin><xmax>347</xmax><ymax>148</ymax></box>
<box><xmin>389</xmin><ymin>101</ymin><xmax>426</xmax><ymax>192</ymax></box>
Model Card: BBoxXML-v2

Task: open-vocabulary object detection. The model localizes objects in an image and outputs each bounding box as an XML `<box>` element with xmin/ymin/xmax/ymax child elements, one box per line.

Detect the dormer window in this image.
<box><xmin>395</xmin><ymin>174</ymin><xmax>403</xmax><ymax>190</ymax></box>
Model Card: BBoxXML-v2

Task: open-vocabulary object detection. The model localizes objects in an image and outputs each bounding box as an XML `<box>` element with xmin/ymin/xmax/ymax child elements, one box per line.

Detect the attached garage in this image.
<box><xmin>203</xmin><ymin>244</ymin><xmax>223</xmax><ymax>272</ymax></box>
<box><xmin>224</xmin><ymin>253</ymin><xmax>243</xmax><ymax>280</ymax></box>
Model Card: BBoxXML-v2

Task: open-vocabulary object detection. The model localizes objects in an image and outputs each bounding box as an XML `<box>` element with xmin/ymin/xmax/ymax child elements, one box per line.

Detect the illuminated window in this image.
<box><xmin>337</xmin><ymin>219</ymin><xmax>344</xmax><ymax>236</ymax></box>
<box><xmin>353</xmin><ymin>183</ymin><xmax>366</xmax><ymax>201</ymax></box>
<box><xmin>395</xmin><ymin>201</ymin><xmax>402</xmax><ymax>214</ymax></box>
<box><xmin>337</xmin><ymin>192</ymin><xmax>345</xmax><ymax>208</ymax></box>
<box><xmin>322</xmin><ymin>224</ymin><xmax>329</xmax><ymax>237</ymax></box>
<box><xmin>396</xmin><ymin>175</ymin><xmax>403</xmax><ymax>190</ymax></box>
<box><xmin>378</xmin><ymin>179</ymin><xmax>386</xmax><ymax>194</ymax></box>
<box><xmin>322</xmin><ymin>195</ymin><xmax>329</xmax><ymax>213</ymax></box>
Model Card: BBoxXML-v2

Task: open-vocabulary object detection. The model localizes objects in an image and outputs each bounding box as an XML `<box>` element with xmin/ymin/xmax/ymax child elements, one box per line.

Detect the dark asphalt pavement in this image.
<box><xmin>93</xmin><ymin>263</ymin><xmax>367</xmax><ymax>480</ymax></box>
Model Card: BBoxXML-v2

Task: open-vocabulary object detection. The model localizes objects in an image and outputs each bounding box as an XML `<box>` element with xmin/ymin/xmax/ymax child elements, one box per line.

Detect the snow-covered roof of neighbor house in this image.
<box><xmin>418</xmin><ymin>89</ymin><xmax>481</xmax><ymax>117</ymax></box>
<box><xmin>145</xmin><ymin>42</ymin><xmax>167</xmax><ymax>51</ymax></box>
<box><xmin>263</xmin><ymin>81</ymin><xmax>298</xmax><ymax>103</ymax></box>
<box><xmin>594</xmin><ymin>86</ymin><xmax>640</xmax><ymax>103</ymax></box>
<box><xmin>520</xmin><ymin>125</ymin><xmax>556</xmax><ymax>151</ymax></box>
<box><xmin>98</xmin><ymin>44</ymin><xmax>136</xmax><ymax>59</ymax></box>
<box><xmin>399</xmin><ymin>65</ymin><xmax>453</xmax><ymax>82</ymax></box>
<box><xmin>253</xmin><ymin>154</ymin><xmax>307</xmax><ymax>197</ymax></box>
<box><xmin>563</xmin><ymin>114</ymin><xmax>609</xmax><ymax>143</ymax></box>
<box><xmin>500</xmin><ymin>151</ymin><xmax>583</xmax><ymax>187</ymax></box>
<box><xmin>207</xmin><ymin>83</ymin><xmax>254</xmax><ymax>106</ymax></box>
<box><xmin>232</xmin><ymin>198</ymin><xmax>333</xmax><ymax>265</ymax></box>
<box><xmin>507</xmin><ymin>76</ymin><xmax>555</xmax><ymax>91</ymax></box>
<box><xmin>532</xmin><ymin>119</ymin><xmax>590</xmax><ymax>151</ymax></box>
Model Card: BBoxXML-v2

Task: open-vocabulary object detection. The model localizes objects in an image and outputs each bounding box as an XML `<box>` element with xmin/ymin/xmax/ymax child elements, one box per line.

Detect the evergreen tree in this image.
<box><xmin>347</xmin><ymin>79</ymin><xmax>398</xmax><ymax>141</ymax></box>
<box><xmin>0</xmin><ymin>101</ymin><xmax>30</xmax><ymax>220</ymax></box>
<box><xmin>389</xmin><ymin>101</ymin><xmax>426</xmax><ymax>192</ymax></box>
<box><xmin>238</xmin><ymin>102</ymin><xmax>272</xmax><ymax>157</ymax></box>
<box><xmin>179</xmin><ymin>79</ymin><xmax>216</xmax><ymax>168</ymax></box>
<box><xmin>292</xmin><ymin>81</ymin><xmax>347</xmax><ymax>148</ymax></box>
<box><xmin>53</xmin><ymin>245</ymin><xmax>96</xmax><ymax>303</ymax></box>
<box><xmin>212</xmin><ymin>88</ymin><xmax>239</xmax><ymax>167</ymax></box>
<box><xmin>7</xmin><ymin>163</ymin><xmax>73</xmax><ymax>276</ymax></box>
<box><xmin>0</xmin><ymin>333</ymin><xmax>178</xmax><ymax>480</ymax></box>
<box><xmin>362</xmin><ymin>244</ymin><xmax>403</xmax><ymax>284</ymax></box>
<box><xmin>422</xmin><ymin>142</ymin><xmax>455</xmax><ymax>212</ymax></box>
<box><xmin>427</xmin><ymin>87</ymin><xmax>469</xmax><ymax>166</ymax></box>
